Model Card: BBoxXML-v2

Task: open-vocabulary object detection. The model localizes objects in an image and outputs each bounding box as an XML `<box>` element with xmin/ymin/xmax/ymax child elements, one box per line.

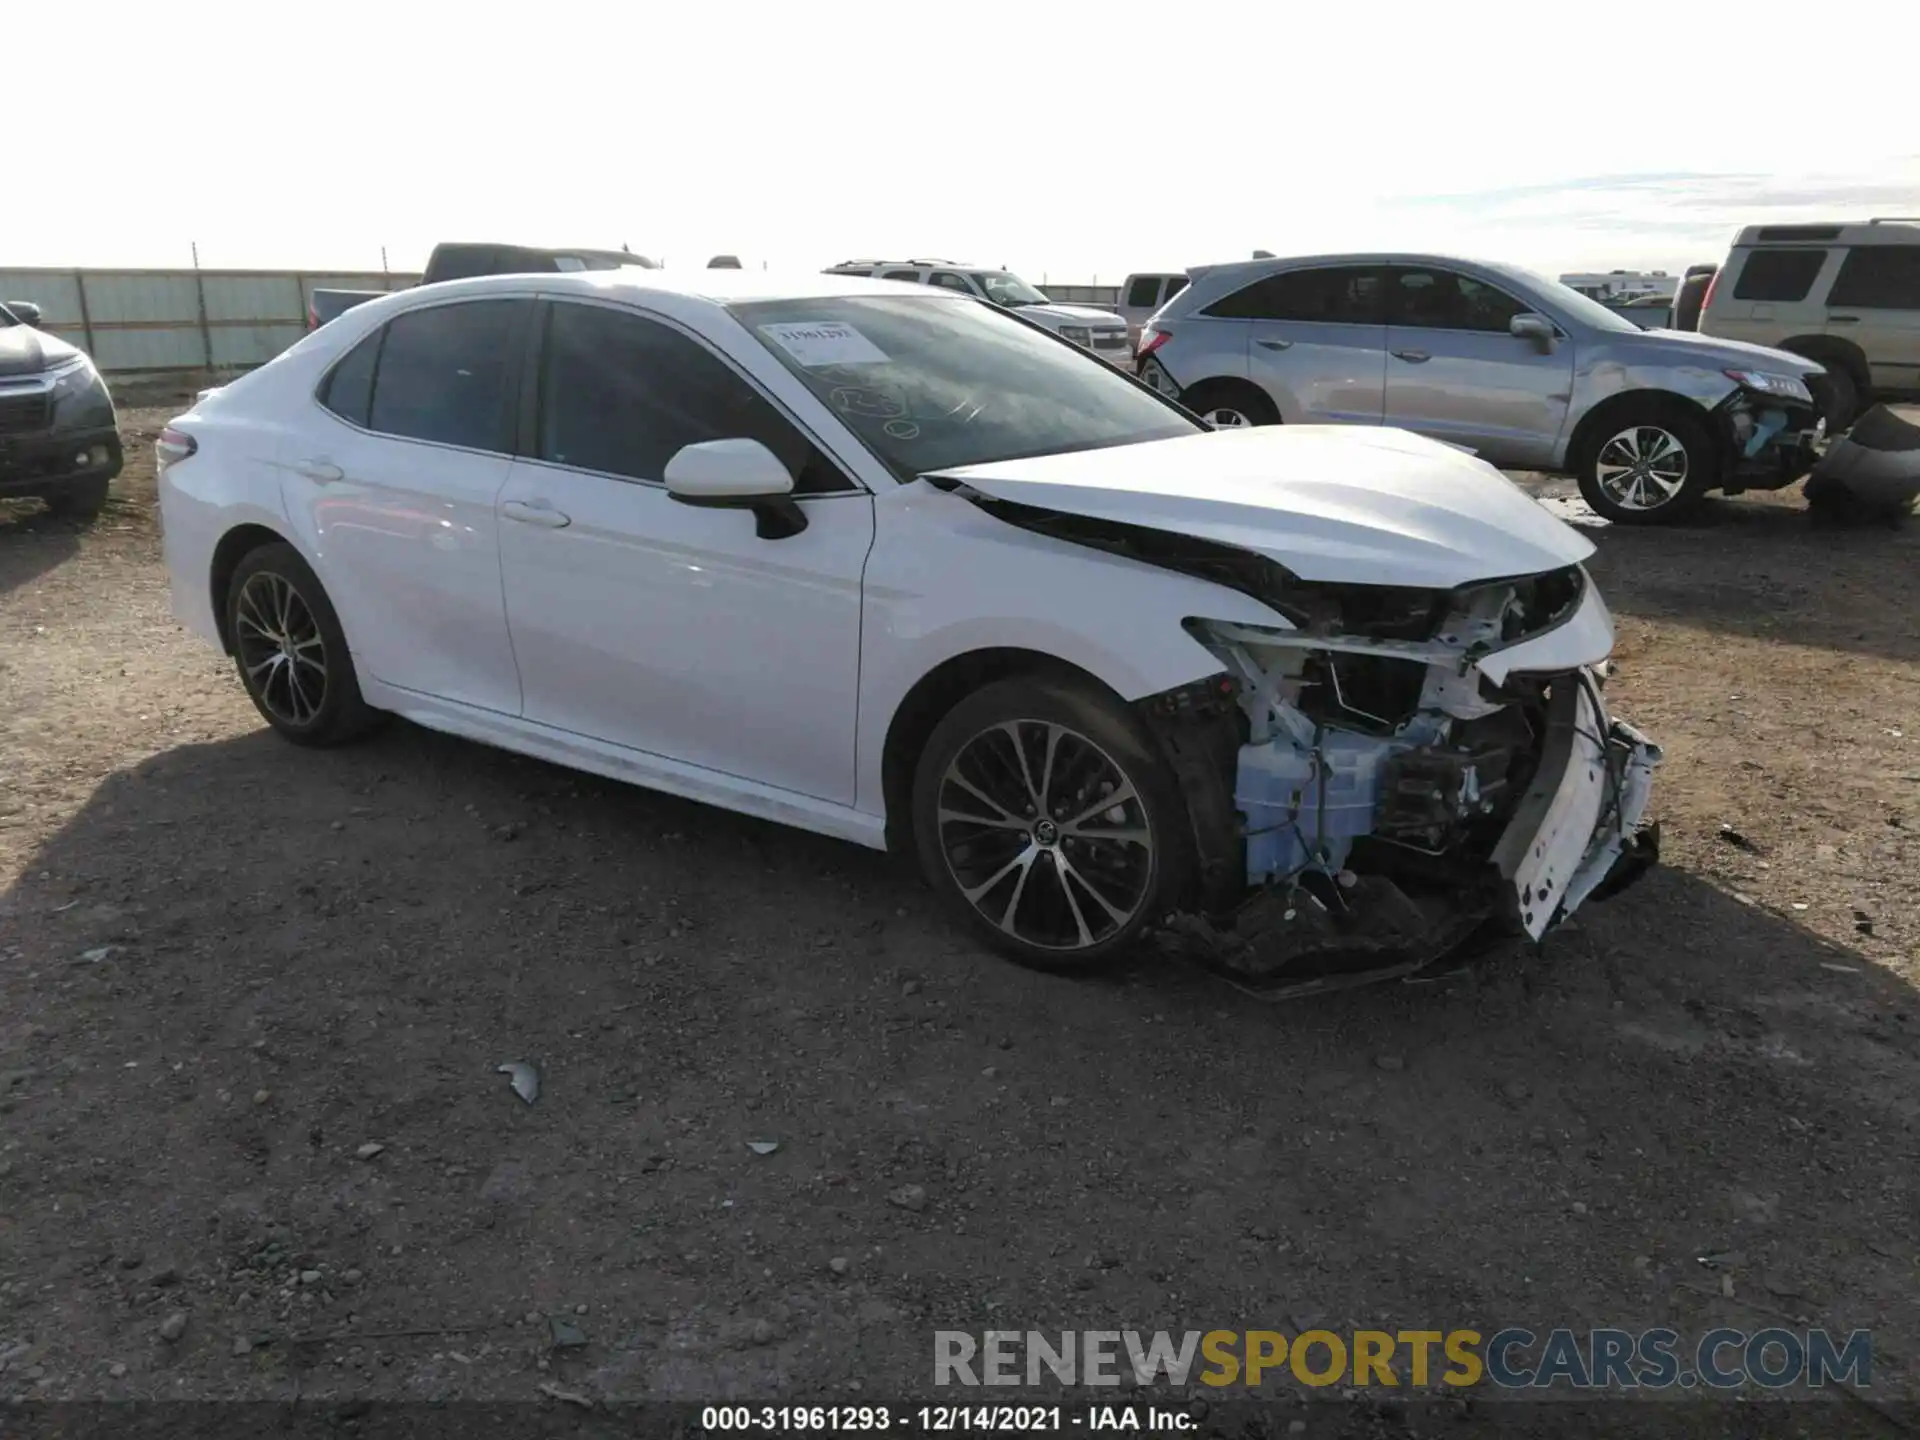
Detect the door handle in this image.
<box><xmin>1828</xmin><ymin>315</ymin><xmax>1860</xmax><ymax>324</ymax></box>
<box><xmin>1391</xmin><ymin>349</ymin><xmax>1431</xmax><ymax>363</ymax></box>
<box><xmin>502</xmin><ymin>499</ymin><xmax>571</xmax><ymax>529</ymax></box>
<box><xmin>1256</xmin><ymin>338</ymin><xmax>1293</xmax><ymax>351</ymax></box>
<box><xmin>293</xmin><ymin>458</ymin><xmax>344</xmax><ymax>483</ymax></box>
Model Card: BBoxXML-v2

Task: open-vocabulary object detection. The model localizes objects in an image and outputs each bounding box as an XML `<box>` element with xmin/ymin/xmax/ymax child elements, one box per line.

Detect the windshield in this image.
<box><xmin>969</xmin><ymin>271</ymin><xmax>1051</xmax><ymax>308</ymax></box>
<box><xmin>734</xmin><ymin>295</ymin><xmax>1200</xmax><ymax>483</ymax></box>
<box><xmin>1492</xmin><ymin>262</ymin><xmax>1642</xmax><ymax>334</ymax></box>
<box><xmin>0</xmin><ymin>303</ymin><xmax>18</xmax><ymax>328</ymax></box>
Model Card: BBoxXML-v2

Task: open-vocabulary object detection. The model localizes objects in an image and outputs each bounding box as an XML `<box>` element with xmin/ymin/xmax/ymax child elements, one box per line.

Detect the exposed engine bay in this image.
<box><xmin>1141</xmin><ymin>563</ymin><xmax>1663</xmax><ymax>998</ymax></box>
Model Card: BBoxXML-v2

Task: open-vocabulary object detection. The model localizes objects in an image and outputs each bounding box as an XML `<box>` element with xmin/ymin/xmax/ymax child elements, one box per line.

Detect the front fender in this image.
<box><xmin>854</xmin><ymin>480</ymin><xmax>1291</xmax><ymax>816</ymax></box>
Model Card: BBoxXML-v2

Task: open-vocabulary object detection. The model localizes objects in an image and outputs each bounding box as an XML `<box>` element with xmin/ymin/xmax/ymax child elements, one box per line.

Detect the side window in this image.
<box><xmin>1203</xmin><ymin>266</ymin><xmax>1384</xmax><ymax>324</ymax></box>
<box><xmin>929</xmin><ymin>271</ymin><xmax>974</xmax><ymax>294</ymax></box>
<box><xmin>1731</xmin><ymin>249</ymin><xmax>1827</xmax><ymax>302</ymax></box>
<box><xmin>1827</xmin><ymin>246</ymin><xmax>1920</xmax><ymax>310</ymax></box>
<box><xmin>1389</xmin><ymin>268</ymin><xmax>1528</xmax><ymax>332</ymax></box>
<box><xmin>1125</xmin><ymin>276</ymin><xmax>1161</xmax><ymax>308</ymax></box>
<box><xmin>366</xmin><ymin>300</ymin><xmax>527</xmax><ymax>451</ymax></box>
<box><xmin>537</xmin><ymin>303</ymin><xmax>853</xmax><ymax>496</ymax></box>
<box><xmin>1162</xmin><ymin>275</ymin><xmax>1189</xmax><ymax>303</ymax></box>
<box><xmin>880</xmin><ymin>269</ymin><xmax>923</xmax><ymax>282</ymax></box>
<box><xmin>318</xmin><ymin>326</ymin><xmax>381</xmax><ymax>427</ymax></box>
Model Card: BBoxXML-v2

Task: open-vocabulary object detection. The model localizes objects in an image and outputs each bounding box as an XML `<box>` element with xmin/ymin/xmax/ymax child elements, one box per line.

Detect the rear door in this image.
<box><xmin>1211</xmin><ymin>264</ymin><xmax>1387</xmax><ymax>424</ymax></box>
<box><xmin>1381</xmin><ymin>265</ymin><xmax>1574</xmax><ymax>468</ymax></box>
<box><xmin>1825</xmin><ymin>243</ymin><xmax>1920</xmax><ymax>393</ymax></box>
<box><xmin>284</xmin><ymin>298</ymin><xmax>532</xmax><ymax>715</ymax></box>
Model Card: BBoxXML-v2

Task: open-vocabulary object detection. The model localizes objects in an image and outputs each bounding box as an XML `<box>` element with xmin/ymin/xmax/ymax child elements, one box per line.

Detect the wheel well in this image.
<box><xmin>208</xmin><ymin>524</ymin><xmax>288</xmax><ymax>653</ymax></box>
<box><xmin>1178</xmin><ymin>377</ymin><xmax>1279</xmax><ymax>424</ymax></box>
<box><xmin>879</xmin><ymin>648</ymin><xmax>1117</xmax><ymax>854</ymax></box>
<box><xmin>1775</xmin><ymin>334</ymin><xmax>1869</xmax><ymax>391</ymax></box>
<box><xmin>1567</xmin><ymin>390</ymin><xmax>1714</xmax><ymax>472</ymax></box>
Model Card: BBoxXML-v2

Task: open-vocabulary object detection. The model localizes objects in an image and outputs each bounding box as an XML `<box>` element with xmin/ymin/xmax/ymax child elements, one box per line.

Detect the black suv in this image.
<box><xmin>1</xmin><ymin>299</ymin><xmax>122</xmax><ymax>520</ymax></box>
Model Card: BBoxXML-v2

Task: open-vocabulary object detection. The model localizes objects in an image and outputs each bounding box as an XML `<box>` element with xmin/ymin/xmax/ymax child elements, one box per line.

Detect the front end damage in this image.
<box><xmin>1143</xmin><ymin>567</ymin><xmax>1663</xmax><ymax>997</ymax></box>
<box><xmin>1712</xmin><ymin>387</ymin><xmax>1824</xmax><ymax>495</ymax></box>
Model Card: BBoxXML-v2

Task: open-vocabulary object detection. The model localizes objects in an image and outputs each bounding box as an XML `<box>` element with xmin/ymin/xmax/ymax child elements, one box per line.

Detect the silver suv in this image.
<box><xmin>1137</xmin><ymin>253</ymin><xmax>1828</xmax><ymax>524</ymax></box>
<box><xmin>1698</xmin><ymin>218</ymin><xmax>1920</xmax><ymax>427</ymax></box>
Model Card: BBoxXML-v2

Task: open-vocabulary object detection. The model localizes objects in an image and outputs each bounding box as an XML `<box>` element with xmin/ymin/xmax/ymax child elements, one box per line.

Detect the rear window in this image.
<box><xmin>1125</xmin><ymin>276</ymin><xmax>1162</xmax><ymax>308</ymax></box>
<box><xmin>1731</xmin><ymin>249</ymin><xmax>1827</xmax><ymax>302</ymax></box>
<box><xmin>1203</xmin><ymin>266</ymin><xmax>1385</xmax><ymax>324</ymax></box>
<box><xmin>734</xmin><ymin>295</ymin><xmax>1198</xmax><ymax>483</ymax></box>
<box><xmin>1827</xmin><ymin>246</ymin><xmax>1920</xmax><ymax>310</ymax></box>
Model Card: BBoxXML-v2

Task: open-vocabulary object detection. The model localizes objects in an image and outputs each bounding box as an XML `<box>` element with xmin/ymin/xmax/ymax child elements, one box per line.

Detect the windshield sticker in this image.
<box><xmin>883</xmin><ymin>419</ymin><xmax>921</xmax><ymax>441</ymax></box>
<box><xmin>759</xmin><ymin>321</ymin><xmax>889</xmax><ymax>368</ymax></box>
<box><xmin>829</xmin><ymin>386</ymin><xmax>908</xmax><ymax>420</ymax></box>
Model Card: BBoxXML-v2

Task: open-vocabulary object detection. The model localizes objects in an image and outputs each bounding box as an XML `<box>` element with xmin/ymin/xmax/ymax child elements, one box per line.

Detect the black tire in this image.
<box><xmin>911</xmin><ymin>674</ymin><xmax>1194</xmax><ymax>974</ymax></box>
<box><xmin>1575</xmin><ymin>404</ymin><xmax>1717</xmax><ymax>525</ymax></box>
<box><xmin>225</xmin><ymin>542</ymin><xmax>382</xmax><ymax>747</ymax></box>
<box><xmin>1179</xmin><ymin>379</ymin><xmax>1280</xmax><ymax>430</ymax></box>
<box><xmin>42</xmin><ymin>477</ymin><xmax>110</xmax><ymax>522</ymax></box>
<box><xmin>1809</xmin><ymin>365</ymin><xmax>1860</xmax><ymax>432</ymax></box>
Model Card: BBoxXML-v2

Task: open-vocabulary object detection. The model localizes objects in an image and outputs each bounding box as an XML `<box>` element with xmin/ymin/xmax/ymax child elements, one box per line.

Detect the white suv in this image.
<box><xmin>1699</xmin><ymin>218</ymin><xmax>1920</xmax><ymax>426</ymax></box>
<box><xmin>824</xmin><ymin>258</ymin><xmax>1130</xmax><ymax>362</ymax></box>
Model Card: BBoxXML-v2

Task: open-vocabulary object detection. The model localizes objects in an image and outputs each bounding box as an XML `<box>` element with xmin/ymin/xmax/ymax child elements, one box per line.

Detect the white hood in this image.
<box><xmin>931</xmin><ymin>425</ymin><xmax>1595</xmax><ymax>590</ymax></box>
<box><xmin>1015</xmin><ymin>302</ymin><xmax>1125</xmax><ymax>327</ymax></box>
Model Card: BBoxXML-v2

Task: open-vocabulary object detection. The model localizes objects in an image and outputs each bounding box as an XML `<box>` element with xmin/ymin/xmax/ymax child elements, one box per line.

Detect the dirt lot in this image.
<box><xmin>2</xmin><ymin>398</ymin><xmax>1917</xmax><ymax>1428</ymax></box>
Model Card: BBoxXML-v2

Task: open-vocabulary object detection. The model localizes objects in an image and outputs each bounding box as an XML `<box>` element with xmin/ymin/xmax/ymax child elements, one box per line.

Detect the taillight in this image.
<box><xmin>1138</xmin><ymin>326</ymin><xmax>1172</xmax><ymax>360</ymax></box>
<box><xmin>156</xmin><ymin>426</ymin><xmax>198</xmax><ymax>470</ymax></box>
<box><xmin>1699</xmin><ymin>269</ymin><xmax>1719</xmax><ymax>317</ymax></box>
<box><xmin>306</xmin><ymin>301</ymin><xmax>319</xmax><ymax>331</ymax></box>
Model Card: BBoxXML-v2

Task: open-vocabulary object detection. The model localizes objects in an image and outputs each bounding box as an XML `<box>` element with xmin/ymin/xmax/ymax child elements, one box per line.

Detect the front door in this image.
<box><xmin>1382</xmin><ymin>265</ymin><xmax>1574</xmax><ymax>469</ymax></box>
<box><xmin>495</xmin><ymin>300</ymin><xmax>873</xmax><ymax>804</ymax></box>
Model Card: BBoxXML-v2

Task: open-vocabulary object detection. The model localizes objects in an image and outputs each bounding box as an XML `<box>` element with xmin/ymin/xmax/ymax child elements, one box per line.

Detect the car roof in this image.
<box><xmin>390</xmin><ymin>268</ymin><xmax>968</xmax><ymax>308</ymax></box>
<box><xmin>1730</xmin><ymin>218</ymin><xmax>1920</xmax><ymax>247</ymax></box>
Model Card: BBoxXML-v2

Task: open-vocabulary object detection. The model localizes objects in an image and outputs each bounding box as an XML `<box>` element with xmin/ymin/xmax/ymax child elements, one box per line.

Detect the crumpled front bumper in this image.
<box><xmin>1491</xmin><ymin>667</ymin><xmax>1662</xmax><ymax>939</ymax></box>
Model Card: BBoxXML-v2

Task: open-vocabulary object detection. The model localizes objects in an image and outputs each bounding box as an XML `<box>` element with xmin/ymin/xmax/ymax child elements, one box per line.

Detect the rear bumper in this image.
<box><xmin>0</xmin><ymin>426</ymin><xmax>123</xmax><ymax>497</ymax></box>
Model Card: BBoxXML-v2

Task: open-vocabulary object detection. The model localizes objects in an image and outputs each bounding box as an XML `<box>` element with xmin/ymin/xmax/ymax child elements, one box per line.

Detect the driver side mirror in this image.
<box><xmin>1510</xmin><ymin>313</ymin><xmax>1557</xmax><ymax>353</ymax></box>
<box><xmin>5</xmin><ymin>300</ymin><xmax>43</xmax><ymax>328</ymax></box>
<box><xmin>663</xmin><ymin>438</ymin><xmax>809</xmax><ymax>540</ymax></box>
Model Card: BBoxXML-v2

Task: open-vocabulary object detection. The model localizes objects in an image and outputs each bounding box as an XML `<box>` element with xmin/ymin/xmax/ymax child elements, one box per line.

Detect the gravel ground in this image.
<box><xmin>1</xmin><ymin>398</ymin><xmax>1916</xmax><ymax>1430</ymax></box>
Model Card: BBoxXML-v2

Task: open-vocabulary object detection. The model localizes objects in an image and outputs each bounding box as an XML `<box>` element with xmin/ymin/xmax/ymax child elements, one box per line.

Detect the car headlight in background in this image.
<box><xmin>1724</xmin><ymin>369</ymin><xmax>1812</xmax><ymax>404</ymax></box>
<box><xmin>1057</xmin><ymin>326</ymin><xmax>1092</xmax><ymax>347</ymax></box>
<box><xmin>49</xmin><ymin>354</ymin><xmax>101</xmax><ymax>397</ymax></box>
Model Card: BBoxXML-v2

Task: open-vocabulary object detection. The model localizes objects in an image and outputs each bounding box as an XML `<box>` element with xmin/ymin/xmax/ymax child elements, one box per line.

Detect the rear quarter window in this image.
<box><xmin>1827</xmin><ymin>246</ymin><xmax>1920</xmax><ymax>310</ymax></box>
<box><xmin>1730</xmin><ymin>249</ymin><xmax>1827</xmax><ymax>303</ymax></box>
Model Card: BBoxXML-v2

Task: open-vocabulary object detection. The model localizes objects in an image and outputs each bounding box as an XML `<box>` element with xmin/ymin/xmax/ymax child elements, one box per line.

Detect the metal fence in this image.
<box><xmin>1</xmin><ymin>266</ymin><xmax>1125</xmax><ymax>376</ymax></box>
<box><xmin>0</xmin><ymin>267</ymin><xmax>422</xmax><ymax>374</ymax></box>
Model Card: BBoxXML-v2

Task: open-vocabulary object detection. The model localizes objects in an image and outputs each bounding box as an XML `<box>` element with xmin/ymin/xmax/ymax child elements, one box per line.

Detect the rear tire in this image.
<box><xmin>1575</xmin><ymin>404</ymin><xmax>1716</xmax><ymax>525</ymax></box>
<box><xmin>42</xmin><ymin>477</ymin><xmax>110</xmax><ymax>522</ymax></box>
<box><xmin>225</xmin><ymin>542</ymin><xmax>382</xmax><ymax>747</ymax></box>
<box><xmin>911</xmin><ymin>675</ymin><xmax>1194</xmax><ymax>974</ymax></box>
<box><xmin>1179</xmin><ymin>380</ymin><xmax>1279</xmax><ymax>430</ymax></box>
<box><xmin>1808</xmin><ymin>365</ymin><xmax>1861</xmax><ymax>432</ymax></box>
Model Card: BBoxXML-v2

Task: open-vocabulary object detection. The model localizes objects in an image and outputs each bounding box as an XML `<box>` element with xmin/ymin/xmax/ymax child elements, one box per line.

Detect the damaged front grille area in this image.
<box><xmin>1155</xmin><ymin>571</ymin><xmax>1639</xmax><ymax>999</ymax></box>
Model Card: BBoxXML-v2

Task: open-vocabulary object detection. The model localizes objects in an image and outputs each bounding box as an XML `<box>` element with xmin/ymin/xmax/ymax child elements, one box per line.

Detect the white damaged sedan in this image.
<box><xmin>156</xmin><ymin>269</ymin><xmax>1660</xmax><ymax>992</ymax></box>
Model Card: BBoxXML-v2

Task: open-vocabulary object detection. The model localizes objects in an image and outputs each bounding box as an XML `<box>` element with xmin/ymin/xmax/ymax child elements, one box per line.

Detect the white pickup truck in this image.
<box><xmin>823</xmin><ymin>258</ymin><xmax>1129</xmax><ymax>363</ymax></box>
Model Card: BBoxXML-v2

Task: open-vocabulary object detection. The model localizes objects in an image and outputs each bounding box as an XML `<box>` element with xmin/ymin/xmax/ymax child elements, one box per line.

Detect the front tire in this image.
<box><xmin>225</xmin><ymin>542</ymin><xmax>381</xmax><ymax>747</ymax></box>
<box><xmin>1576</xmin><ymin>405</ymin><xmax>1715</xmax><ymax>525</ymax></box>
<box><xmin>911</xmin><ymin>676</ymin><xmax>1193</xmax><ymax>974</ymax></box>
<box><xmin>42</xmin><ymin>477</ymin><xmax>110</xmax><ymax>522</ymax></box>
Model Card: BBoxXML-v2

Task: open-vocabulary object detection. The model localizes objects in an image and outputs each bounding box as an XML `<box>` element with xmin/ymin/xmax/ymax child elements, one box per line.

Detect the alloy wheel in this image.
<box><xmin>234</xmin><ymin>571</ymin><xmax>329</xmax><ymax>726</ymax></box>
<box><xmin>1594</xmin><ymin>425</ymin><xmax>1689</xmax><ymax>510</ymax></box>
<box><xmin>935</xmin><ymin>720</ymin><xmax>1155</xmax><ymax>952</ymax></box>
<box><xmin>1202</xmin><ymin>407</ymin><xmax>1252</xmax><ymax>429</ymax></box>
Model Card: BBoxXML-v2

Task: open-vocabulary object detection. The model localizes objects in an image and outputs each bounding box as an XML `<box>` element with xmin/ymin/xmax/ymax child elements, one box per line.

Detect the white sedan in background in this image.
<box><xmin>156</xmin><ymin>270</ymin><xmax>1661</xmax><ymax>990</ymax></box>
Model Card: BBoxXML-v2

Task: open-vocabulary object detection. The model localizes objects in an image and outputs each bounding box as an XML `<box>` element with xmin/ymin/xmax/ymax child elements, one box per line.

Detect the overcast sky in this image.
<box><xmin>14</xmin><ymin>0</ymin><xmax>1917</xmax><ymax>281</ymax></box>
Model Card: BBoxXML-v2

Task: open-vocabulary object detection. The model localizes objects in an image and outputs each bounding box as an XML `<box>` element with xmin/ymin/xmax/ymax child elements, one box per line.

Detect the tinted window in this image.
<box><xmin>1389</xmin><ymin>268</ymin><xmax>1529</xmax><ymax>332</ymax></box>
<box><xmin>736</xmin><ymin>294</ymin><xmax>1198</xmax><ymax>485</ymax></box>
<box><xmin>1163</xmin><ymin>275</ymin><xmax>1189</xmax><ymax>301</ymax></box>
<box><xmin>538</xmin><ymin>303</ymin><xmax>851</xmax><ymax>495</ymax></box>
<box><xmin>1827</xmin><ymin>246</ymin><xmax>1920</xmax><ymax>310</ymax></box>
<box><xmin>319</xmin><ymin>327</ymin><xmax>381</xmax><ymax>427</ymax></box>
<box><xmin>366</xmin><ymin>300</ymin><xmax>526</xmax><ymax>451</ymax></box>
<box><xmin>1731</xmin><ymin>248</ymin><xmax>1826</xmax><ymax>302</ymax></box>
<box><xmin>1204</xmin><ymin>266</ymin><xmax>1384</xmax><ymax>324</ymax></box>
<box><xmin>881</xmin><ymin>269</ymin><xmax>923</xmax><ymax>282</ymax></box>
<box><xmin>1125</xmin><ymin>276</ymin><xmax>1161</xmax><ymax>308</ymax></box>
<box><xmin>930</xmin><ymin>272</ymin><xmax>974</xmax><ymax>294</ymax></box>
